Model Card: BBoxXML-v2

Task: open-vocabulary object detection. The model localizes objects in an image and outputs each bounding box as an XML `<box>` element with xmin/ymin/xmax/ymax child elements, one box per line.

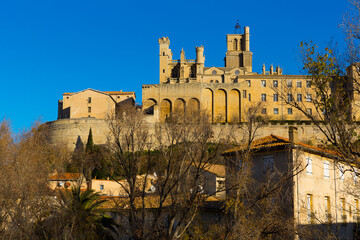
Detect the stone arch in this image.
<box><xmin>202</xmin><ymin>88</ymin><xmax>213</xmax><ymax>122</ymax></box>
<box><xmin>187</xmin><ymin>98</ymin><xmax>200</xmax><ymax>117</ymax></box>
<box><xmin>143</xmin><ymin>98</ymin><xmax>157</xmax><ymax>115</ymax></box>
<box><xmin>229</xmin><ymin>89</ymin><xmax>241</xmax><ymax>123</ymax></box>
<box><xmin>214</xmin><ymin>89</ymin><xmax>227</xmax><ymax>123</ymax></box>
<box><xmin>174</xmin><ymin>98</ymin><xmax>186</xmax><ymax>118</ymax></box>
<box><xmin>160</xmin><ymin>99</ymin><xmax>172</xmax><ymax>122</ymax></box>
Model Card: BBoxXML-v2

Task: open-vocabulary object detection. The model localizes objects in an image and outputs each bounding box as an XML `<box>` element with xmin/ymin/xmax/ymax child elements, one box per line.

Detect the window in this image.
<box><xmin>297</xmin><ymin>94</ymin><xmax>302</xmax><ymax>102</ymax></box>
<box><xmin>248</xmin><ymin>93</ymin><xmax>251</xmax><ymax>101</ymax></box>
<box><xmin>273</xmin><ymin>80</ymin><xmax>278</xmax><ymax>87</ymax></box>
<box><xmin>264</xmin><ymin>156</ymin><xmax>274</xmax><ymax>173</ymax></box>
<box><xmin>354</xmin><ymin>170</ymin><xmax>358</xmax><ymax>183</ymax></box>
<box><xmin>212</xmin><ymin>70</ymin><xmax>217</xmax><ymax>75</ymax></box>
<box><xmin>100</xmin><ymin>184</ymin><xmax>104</xmax><ymax>190</ymax></box>
<box><xmin>246</xmin><ymin>80</ymin><xmax>251</xmax><ymax>87</ymax></box>
<box><xmin>233</xmin><ymin>39</ymin><xmax>238</xmax><ymax>51</ymax></box>
<box><xmin>307</xmin><ymin>108</ymin><xmax>312</xmax><ymax>115</ymax></box>
<box><xmin>297</xmin><ymin>81</ymin><xmax>302</xmax><ymax>88</ymax></box>
<box><xmin>235</xmin><ymin>70</ymin><xmax>240</xmax><ymax>75</ymax></box>
<box><xmin>324</xmin><ymin>161</ymin><xmax>330</xmax><ymax>178</ymax></box>
<box><xmin>261</xmin><ymin>80</ymin><xmax>266</xmax><ymax>87</ymax></box>
<box><xmin>88</xmin><ymin>97</ymin><xmax>91</xmax><ymax>103</ymax></box>
<box><xmin>341</xmin><ymin>198</ymin><xmax>346</xmax><ymax>224</ymax></box>
<box><xmin>274</xmin><ymin>108</ymin><xmax>279</xmax><ymax>114</ymax></box>
<box><xmin>287</xmin><ymin>81</ymin><xmax>292</xmax><ymax>88</ymax></box>
<box><xmin>288</xmin><ymin>108</ymin><xmax>293</xmax><ymax>115</ymax></box>
<box><xmin>273</xmin><ymin>94</ymin><xmax>278</xmax><ymax>102</ymax></box>
<box><xmin>306</xmin><ymin>157</ymin><xmax>312</xmax><ymax>175</ymax></box>
<box><xmin>210</xmin><ymin>80</ymin><xmax>213</xmax><ymax>83</ymax></box>
<box><xmin>261</xmin><ymin>108</ymin><xmax>267</xmax><ymax>114</ymax></box>
<box><xmin>356</xmin><ymin>199</ymin><xmax>359</xmax><ymax>222</ymax></box>
<box><xmin>306</xmin><ymin>94</ymin><xmax>312</xmax><ymax>102</ymax></box>
<box><xmin>306</xmin><ymin>80</ymin><xmax>311</xmax><ymax>88</ymax></box>
<box><xmin>261</xmin><ymin>94</ymin><xmax>266</xmax><ymax>102</ymax></box>
<box><xmin>217</xmin><ymin>180</ymin><xmax>225</xmax><ymax>191</ymax></box>
<box><xmin>325</xmin><ymin>196</ymin><xmax>331</xmax><ymax>223</ymax></box>
<box><xmin>163</xmin><ymin>69</ymin><xmax>165</xmax><ymax>73</ymax></box>
<box><xmin>287</xmin><ymin>94</ymin><xmax>293</xmax><ymax>102</ymax></box>
<box><xmin>243</xmin><ymin>90</ymin><xmax>247</xmax><ymax>98</ymax></box>
<box><xmin>339</xmin><ymin>165</ymin><xmax>345</xmax><ymax>181</ymax></box>
<box><xmin>307</xmin><ymin>194</ymin><xmax>314</xmax><ymax>223</ymax></box>
<box><xmin>88</xmin><ymin>107</ymin><xmax>91</xmax><ymax>113</ymax></box>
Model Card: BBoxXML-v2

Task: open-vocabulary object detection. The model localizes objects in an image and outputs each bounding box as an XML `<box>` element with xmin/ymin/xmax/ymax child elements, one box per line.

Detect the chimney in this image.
<box><xmin>289</xmin><ymin>126</ymin><xmax>298</xmax><ymax>143</ymax></box>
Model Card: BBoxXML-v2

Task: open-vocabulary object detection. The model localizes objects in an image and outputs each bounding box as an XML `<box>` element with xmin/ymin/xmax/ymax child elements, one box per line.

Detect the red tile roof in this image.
<box><xmin>204</xmin><ymin>164</ymin><xmax>225</xmax><ymax>177</ymax></box>
<box><xmin>49</xmin><ymin>173</ymin><xmax>83</xmax><ymax>181</ymax></box>
<box><xmin>224</xmin><ymin>134</ymin><xmax>339</xmax><ymax>158</ymax></box>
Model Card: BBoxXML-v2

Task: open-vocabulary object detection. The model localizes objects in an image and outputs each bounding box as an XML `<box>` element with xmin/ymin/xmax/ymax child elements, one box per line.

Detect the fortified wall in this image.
<box><xmin>46</xmin><ymin>117</ymin><xmax>324</xmax><ymax>151</ymax></box>
<box><xmin>45</xmin><ymin>118</ymin><xmax>110</xmax><ymax>150</ymax></box>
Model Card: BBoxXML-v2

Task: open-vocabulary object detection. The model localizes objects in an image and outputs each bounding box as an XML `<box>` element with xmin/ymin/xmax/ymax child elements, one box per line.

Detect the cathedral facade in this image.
<box><xmin>142</xmin><ymin>26</ymin><xmax>317</xmax><ymax>123</ymax></box>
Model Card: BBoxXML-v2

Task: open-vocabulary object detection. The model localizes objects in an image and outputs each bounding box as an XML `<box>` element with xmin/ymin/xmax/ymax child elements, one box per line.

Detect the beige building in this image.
<box><xmin>90</xmin><ymin>174</ymin><xmax>156</xmax><ymax>197</ymax></box>
<box><xmin>201</xmin><ymin>164</ymin><xmax>226</xmax><ymax>199</ymax></box>
<box><xmin>58</xmin><ymin>88</ymin><xmax>135</xmax><ymax>119</ymax></box>
<box><xmin>48</xmin><ymin>172</ymin><xmax>87</xmax><ymax>190</ymax></box>
<box><xmin>143</xmin><ymin>26</ymin><xmax>318</xmax><ymax>123</ymax></box>
<box><xmin>224</xmin><ymin>127</ymin><xmax>360</xmax><ymax>239</ymax></box>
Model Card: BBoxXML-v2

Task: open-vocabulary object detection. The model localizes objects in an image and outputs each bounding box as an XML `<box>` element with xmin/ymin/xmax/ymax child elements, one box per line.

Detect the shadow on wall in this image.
<box><xmin>297</xmin><ymin>222</ymin><xmax>360</xmax><ymax>239</ymax></box>
<box><xmin>58</xmin><ymin>106</ymin><xmax>70</xmax><ymax>119</ymax></box>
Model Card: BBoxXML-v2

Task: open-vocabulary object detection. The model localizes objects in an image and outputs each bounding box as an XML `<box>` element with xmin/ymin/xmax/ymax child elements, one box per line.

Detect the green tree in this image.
<box><xmin>60</xmin><ymin>186</ymin><xmax>111</xmax><ymax>239</ymax></box>
<box><xmin>86</xmin><ymin>128</ymin><xmax>95</xmax><ymax>154</ymax></box>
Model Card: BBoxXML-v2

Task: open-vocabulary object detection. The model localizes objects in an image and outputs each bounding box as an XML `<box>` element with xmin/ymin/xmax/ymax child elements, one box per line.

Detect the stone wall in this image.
<box><xmin>46</xmin><ymin>117</ymin><xmax>325</xmax><ymax>151</ymax></box>
<box><xmin>45</xmin><ymin>118</ymin><xmax>110</xmax><ymax>150</ymax></box>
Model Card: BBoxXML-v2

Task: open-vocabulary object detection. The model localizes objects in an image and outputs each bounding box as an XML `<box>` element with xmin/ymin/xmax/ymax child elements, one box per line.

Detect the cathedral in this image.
<box><xmin>142</xmin><ymin>26</ymin><xmax>317</xmax><ymax>123</ymax></box>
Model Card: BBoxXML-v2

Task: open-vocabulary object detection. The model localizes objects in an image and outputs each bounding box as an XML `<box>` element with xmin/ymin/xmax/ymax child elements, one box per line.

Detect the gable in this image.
<box><xmin>204</xmin><ymin>67</ymin><xmax>224</xmax><ymax>75</ymax></box>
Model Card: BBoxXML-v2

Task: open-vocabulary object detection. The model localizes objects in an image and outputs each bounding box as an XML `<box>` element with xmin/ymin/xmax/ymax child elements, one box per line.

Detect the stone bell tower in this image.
<box><xmin>225</xmin><ymin>24</ymin><xmax>253</xmax><ymax>72</ymax></box>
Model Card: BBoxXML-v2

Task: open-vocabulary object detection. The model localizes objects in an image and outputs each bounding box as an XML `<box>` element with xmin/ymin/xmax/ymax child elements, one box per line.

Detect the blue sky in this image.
<box><xmin>0</xmin><ymin>0</ymin><xmax>349</xmax><ymax>131</ymax></box>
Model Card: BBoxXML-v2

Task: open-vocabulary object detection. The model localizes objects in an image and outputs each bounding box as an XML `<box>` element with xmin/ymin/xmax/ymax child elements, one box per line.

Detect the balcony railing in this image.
<box><xmin>342</xmin><ymin>214</ymin><xmax>347</xmax><ymax>225</ymax></box>
<box><xmin>167</xmin><ymin>78</ymin><xmax>197</xmax><ymax>84</ymax></box>
<box><xmin>325</xmin><ymin>214</ymin><xmax>332</xmax><ymax>223</ymax></box>
<box><xmin>170</xmin><ymin>59</ymin><xmax>196</xmax><ymax>63</ymax></box>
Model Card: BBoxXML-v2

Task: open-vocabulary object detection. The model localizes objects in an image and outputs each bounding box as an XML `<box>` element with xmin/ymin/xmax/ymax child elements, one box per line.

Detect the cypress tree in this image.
<box><xmin>85</xmin><ymin>128</ymin><xmax>94</xmax><ymax>153</ymax></box>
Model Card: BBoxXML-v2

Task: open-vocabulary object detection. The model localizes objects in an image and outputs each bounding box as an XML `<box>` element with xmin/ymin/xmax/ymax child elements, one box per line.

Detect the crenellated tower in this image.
<box><xmin>159</xmin><ymin>37</ymin><xmax>172</xmax><ymax>84</ymax></box>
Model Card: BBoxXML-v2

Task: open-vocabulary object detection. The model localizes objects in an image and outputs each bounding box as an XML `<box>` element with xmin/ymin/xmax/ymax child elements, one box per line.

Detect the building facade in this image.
<box><xmin>143</xmin><ymin>27</ymin><xmax>317</xmax><ymax>123</ymax></box>
<box><xmin>58</xmin><ymin>88</ymin><xmax>135</xmax><ymax>119</ymax></box>
<box><xmin>224</xmin><ymin>127</ymin><xmax>360</xmax><ymax>239</ymax></box>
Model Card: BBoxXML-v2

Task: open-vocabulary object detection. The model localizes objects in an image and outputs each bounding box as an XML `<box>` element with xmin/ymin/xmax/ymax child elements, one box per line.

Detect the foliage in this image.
<box><xmin>86</xmin><ymin>128</ymin><xmax>95</xmax><ymax>153</ymax></box>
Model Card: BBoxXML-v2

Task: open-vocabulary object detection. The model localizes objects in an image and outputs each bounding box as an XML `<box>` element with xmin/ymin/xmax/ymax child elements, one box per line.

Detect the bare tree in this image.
<box><xmin>0</xmin><ymin>120</ymin><xmax>72</xmax><ymax>239</ymax></box>
<box><xmin>106</xmin><ymin>104</ymin><xmax>230</xmax><ymax>240</ymax></box>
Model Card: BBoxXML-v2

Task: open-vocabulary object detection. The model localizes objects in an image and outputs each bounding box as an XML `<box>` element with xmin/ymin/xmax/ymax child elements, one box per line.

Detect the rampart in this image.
<box><xmin>45</xmin><ymin>118</ymin><xmax>110</xmax><ymax>149</ymax></box>
<box><xmin>46</xmin><ymin>118</ymin><xmax>325</xmax><ymax>151</ymax></box>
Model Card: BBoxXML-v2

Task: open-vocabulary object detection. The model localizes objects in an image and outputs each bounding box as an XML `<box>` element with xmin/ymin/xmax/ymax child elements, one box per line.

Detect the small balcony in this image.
<box><xmin>342</xmin><ymin>214</ymin><xmax>347</xmax><ymax>225</ymax></box>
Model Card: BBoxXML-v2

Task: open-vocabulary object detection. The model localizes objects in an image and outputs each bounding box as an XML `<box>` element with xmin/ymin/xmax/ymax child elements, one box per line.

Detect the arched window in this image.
<box><xmin>233</xmin><ymin>39</ymin><xmax>238</xmax><ymax>51</ymax></box>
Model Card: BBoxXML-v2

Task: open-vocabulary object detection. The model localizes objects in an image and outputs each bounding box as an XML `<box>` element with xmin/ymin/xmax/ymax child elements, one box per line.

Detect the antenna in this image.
<box><xmin>235</xmin><ymin>20</ymin><xmax>241</xmax><ymax>34</ymax></box>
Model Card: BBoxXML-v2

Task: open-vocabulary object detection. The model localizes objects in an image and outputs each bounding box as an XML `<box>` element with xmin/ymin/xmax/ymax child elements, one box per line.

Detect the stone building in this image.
<box><xmin>58</xmin><ymin>88</ymin><xmax>135</xmax><ymax>119</ymax></box>
<box><xmin>143</xmin><ymin>26</ymin><xmax>318</xmax><ymax>123</ymax></box>
<box><xmin>224</xmin><ymin>127</ymin><xmax>360</xmax><ymax>239</ymax></box>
